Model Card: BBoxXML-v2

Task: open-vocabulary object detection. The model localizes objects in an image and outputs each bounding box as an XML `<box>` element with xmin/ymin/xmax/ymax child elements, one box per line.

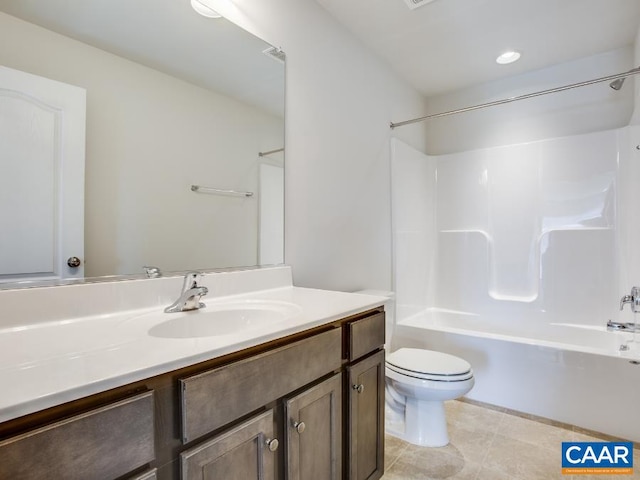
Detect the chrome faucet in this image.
<box><xmin>165</xmin><ymin>272</ymin><xmax>208</xmax><ymax>313</ymax></box>
<box><xmin>620</xmin><ymin>286</ymin><xmax>640</xmax><ymax>312</ymax></box>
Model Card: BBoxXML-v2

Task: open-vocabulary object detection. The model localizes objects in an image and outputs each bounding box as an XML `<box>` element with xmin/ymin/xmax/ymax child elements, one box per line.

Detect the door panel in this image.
<box><xmin>181</xmin><ymin>409</ymin><xmax>277</xmax><ymax>480</ymax></box>
<box><xmin>0</xmin><ymin>65</ymin><xmax>85</xmax><ymax>282</ymax></box>
<box><xmin>285</xmin><ymin>373</ymin><xmax>342</xmax><ymax>480</ymax></box>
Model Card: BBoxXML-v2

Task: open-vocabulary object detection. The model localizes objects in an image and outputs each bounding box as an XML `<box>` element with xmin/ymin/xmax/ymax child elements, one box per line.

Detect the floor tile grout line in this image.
<box><xmin>384</xmin><ymin>435</ymin><xmax>410</xmax><ymax>474</ymax></box>
<box><xmin>384</xmin><ymin>454</ymin><xmax>400</xmax><ymax>473</ymax></box>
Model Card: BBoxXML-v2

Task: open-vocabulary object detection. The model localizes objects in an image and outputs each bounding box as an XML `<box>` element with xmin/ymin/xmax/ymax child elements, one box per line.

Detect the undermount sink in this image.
<box><xmin>147</xmin><ymin>300</ymin><xmax>302</xmax><ymax>339</ymax></box>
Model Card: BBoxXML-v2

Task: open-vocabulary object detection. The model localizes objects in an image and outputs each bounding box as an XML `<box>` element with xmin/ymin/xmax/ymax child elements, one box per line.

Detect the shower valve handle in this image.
<box><xmin>620</xmin><ymin>286</ymin><xmax>640</xmax><ymax>312</ymax></box>
<box><xmin>620</xmin><ymin>294</ymin><xmax>633</xmax><ymax>311</ymax></box>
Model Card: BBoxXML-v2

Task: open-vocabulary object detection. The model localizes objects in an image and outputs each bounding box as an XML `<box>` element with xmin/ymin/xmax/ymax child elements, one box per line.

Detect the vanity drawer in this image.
<box><xmin>0</xmin><ymin>391</ymin><xmax>154</xmax><ymax>480</ymax></box>
<box><xmin>348</xmin><ymin>312</ymin><xmax>385</xmax><ymax>362</ymax></box>
<box><xmin>181</xmin><ymin>328</ymin><xmax>342</xmax><ymax>443</ymax></box>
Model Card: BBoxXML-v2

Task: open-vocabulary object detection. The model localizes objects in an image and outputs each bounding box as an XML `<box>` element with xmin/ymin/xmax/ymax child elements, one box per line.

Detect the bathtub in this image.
<box><xmin>392</xmin><ymin>308</ymin><xmax>640</xmax><ymax>442</ymax></box>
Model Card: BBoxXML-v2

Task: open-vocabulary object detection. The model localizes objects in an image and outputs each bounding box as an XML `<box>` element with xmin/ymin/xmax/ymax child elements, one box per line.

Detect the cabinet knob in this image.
<box><xmin>294</xmin><ymin>421</ymin><xmax>306</xmax><ymax>434</ymax></box>
<box><xmin>353</xmin><ymin>384</ymin><xmax>365</xmax><ymax>394</ymax></box>
<box><xmin>265</xmin><ymin>438</ymin><xmax>279</xmax><ymax>452</ymax></box>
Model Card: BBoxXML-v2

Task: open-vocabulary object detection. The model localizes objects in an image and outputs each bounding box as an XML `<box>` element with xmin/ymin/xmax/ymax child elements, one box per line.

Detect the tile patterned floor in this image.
<box><xmin>382</xmin><ymin>400</ymin><xmax>639</xmax><ymax>480</ymax></box>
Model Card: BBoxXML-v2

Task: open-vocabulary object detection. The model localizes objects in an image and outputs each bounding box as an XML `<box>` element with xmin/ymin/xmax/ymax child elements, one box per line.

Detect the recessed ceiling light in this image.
<box><xmin>496</xmin><ymin>50</ymin><xmax>521</xmax><ymax>65</ymax></box>
<box><xmin>191</xmin><ymin>0</ymin><xmax>222</xmax><ymax>18</ymax></box>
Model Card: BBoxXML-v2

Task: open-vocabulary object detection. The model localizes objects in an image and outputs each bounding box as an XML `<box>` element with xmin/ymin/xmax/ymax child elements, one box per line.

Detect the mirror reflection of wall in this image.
<box><xmin>0</xmin><ymin>0</ymin><xmax>285</xmax><ymax>285</ymax></box>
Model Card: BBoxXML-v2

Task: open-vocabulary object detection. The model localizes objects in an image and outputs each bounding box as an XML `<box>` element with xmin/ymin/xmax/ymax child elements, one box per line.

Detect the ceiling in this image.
<box><xmin>314</xmin><ymin>0</ymin><xmax>640</xmax><ymax>97</ymax></box>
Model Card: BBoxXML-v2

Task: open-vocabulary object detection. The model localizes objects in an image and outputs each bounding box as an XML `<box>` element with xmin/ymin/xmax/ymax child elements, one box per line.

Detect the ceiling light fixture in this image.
<box><xmin>190</xmin><ymin>0</ymin><xmax>222</xmax><ymax>18</ymax></box>
<box><xmin>496</xmin><ymin>50</ymin><xmax>521</xmax><ymax>65</ymax></box>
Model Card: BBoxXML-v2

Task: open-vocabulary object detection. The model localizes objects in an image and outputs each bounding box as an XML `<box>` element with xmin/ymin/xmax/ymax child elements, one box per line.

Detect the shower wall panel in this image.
<box><xmin>390</xmin><ymin>139</ymin><xmax>437</xmax><ymax>319</ymax></box>
<box><xmin>392</xmin><ymin>125</ymin><xmax>634</xmax><ymax>326</ymax></box>
<box><xmin>435</xmin><ymin>129</ymin><xmax>619</xmax><ymax>318</ymax></box>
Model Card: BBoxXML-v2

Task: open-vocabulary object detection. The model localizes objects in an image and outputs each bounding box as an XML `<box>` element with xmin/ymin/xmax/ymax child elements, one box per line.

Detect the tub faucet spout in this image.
<box><xmin>165</xmin><ymin>272</ymin><xmax>208</xmax><ymax>313</ymax></box>
<box><xmin>607</xmin><ymin>320</ymin><xmax>640</xmax><ymax>332</ymax></box>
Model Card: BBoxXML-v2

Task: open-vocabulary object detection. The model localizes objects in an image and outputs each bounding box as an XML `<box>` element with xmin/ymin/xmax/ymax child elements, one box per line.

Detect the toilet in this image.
<box><xmin>385</xmin><ymin>348</ymin><xmax>474</xmax><ymax>447</ymax></box>
<box><xmin>352</xmin><ymin>290</ymin><xmax>474</xmax><ymax>448</ymax></box>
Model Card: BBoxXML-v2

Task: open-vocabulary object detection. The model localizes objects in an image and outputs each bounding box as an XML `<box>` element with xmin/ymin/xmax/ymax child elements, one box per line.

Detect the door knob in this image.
<box><xmin>67</xmin><ymin>256</ymin><xmax>81</xmax><ymax>268</ymax></box>
<box><xmin>265</xmin><ymin>438</ymin><xmax>279</xmax><ymax>452</ymax></box>
<box><xmin>293</xmin><ymin>421</ymin><xmax>306</xmax><ymax>434</ymax></box>
<box><xmin>353</xmin><ymin>384</ymin><xmax>365</xmax><ymax>394</ymax></box>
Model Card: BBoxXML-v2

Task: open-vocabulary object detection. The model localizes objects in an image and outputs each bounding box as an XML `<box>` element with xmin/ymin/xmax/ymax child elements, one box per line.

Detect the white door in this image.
<box><xmin>0</xmin><ymin>65</ymin><xmax>86</xmax><ymax>283</ymax></box>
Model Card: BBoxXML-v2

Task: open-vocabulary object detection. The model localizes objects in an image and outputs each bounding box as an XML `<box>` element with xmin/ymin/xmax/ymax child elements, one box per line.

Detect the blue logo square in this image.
<box><xmin>562</xmin><ymin>442</ymin><xmax>634</xmax><ymax>469</ymax></box>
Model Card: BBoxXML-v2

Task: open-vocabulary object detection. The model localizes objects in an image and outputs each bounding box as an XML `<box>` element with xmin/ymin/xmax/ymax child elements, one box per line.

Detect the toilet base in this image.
<box><xmin>406</xmin><ymin>398</ymin><xmax>449</xmax><ymax>447</ymax></box>
<box><xmin>385</xmin><ymin>398</ymin><xmax>450</xmax><ymax>447</ymax></box>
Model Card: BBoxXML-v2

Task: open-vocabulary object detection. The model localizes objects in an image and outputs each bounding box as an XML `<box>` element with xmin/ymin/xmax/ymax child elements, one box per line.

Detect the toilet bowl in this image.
<box><xmin>385</xmin><ymin>347</ymin><xmax>474</xmax><ymax>447</ymax></box>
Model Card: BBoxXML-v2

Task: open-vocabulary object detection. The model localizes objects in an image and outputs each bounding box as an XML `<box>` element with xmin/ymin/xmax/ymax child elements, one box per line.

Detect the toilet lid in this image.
<box><xmin>386</xmin><ymin>348</ymin><xmax>471</xmax><ymax>377</ymax></box>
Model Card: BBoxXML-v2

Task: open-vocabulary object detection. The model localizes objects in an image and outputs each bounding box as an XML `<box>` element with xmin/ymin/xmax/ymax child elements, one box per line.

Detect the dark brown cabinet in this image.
<box><xmin>178</xmin><ymin>328</ymin><xmax>343</xmax><ymax>480</ymax></box>
<box><xmin>180</xmin><ymin>410</ymin><xmax>277</xmax><ymax>480</ymax></box>
<box><xmin>285</xmin><ymin>373</ymin><xmax>343</xmax><ymax>480</ymax></box>
<box><xmin>347</xmin><ymin>350</ymin><xmax>385</xmax><ymax>480</ymax></box>
<box><xmin>0</xmin><ymin>391</ymin><xmax>155</xmax><ymax>480</ymax></box>
<box><xmin>179</xmin><ymin>329</ymin><xmax>342</xmax><ymax>444</ymax></box>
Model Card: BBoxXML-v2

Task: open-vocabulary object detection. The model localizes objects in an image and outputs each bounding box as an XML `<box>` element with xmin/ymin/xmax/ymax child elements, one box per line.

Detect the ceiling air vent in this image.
<box><xmin>403</xmin><ymin>0</ymin><xmax>438</xmax><ymax>10</ymax></box>
<box><xmin>263</xmin><ymin>47</ymin><xmax>286</xmax><ymax>64</ymax></box>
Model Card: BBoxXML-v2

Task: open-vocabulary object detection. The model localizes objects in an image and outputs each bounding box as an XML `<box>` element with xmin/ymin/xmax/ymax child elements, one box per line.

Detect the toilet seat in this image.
<box><xmin>386</xmin><ymin>348</ymin><xmax>473</xmax><ymax>382</ymax></box>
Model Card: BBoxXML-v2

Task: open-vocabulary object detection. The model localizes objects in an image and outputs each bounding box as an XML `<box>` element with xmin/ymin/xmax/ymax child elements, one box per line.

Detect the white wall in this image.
<box><xmin>0</xmin><ymin>12</ymin><xmax>283</xmax><ymax>277</ymax></box>
<box><xmin>207</xmin><ymin>0</ymin><xmax>429</xmax><ymax>291</ymax></box>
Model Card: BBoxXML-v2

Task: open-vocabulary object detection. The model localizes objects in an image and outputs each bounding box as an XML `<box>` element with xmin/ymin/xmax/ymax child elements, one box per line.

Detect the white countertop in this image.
<box><xmin>0</xmin><ymin>274</ymin><xmax>385</xmax><ymax>423</ymax></box>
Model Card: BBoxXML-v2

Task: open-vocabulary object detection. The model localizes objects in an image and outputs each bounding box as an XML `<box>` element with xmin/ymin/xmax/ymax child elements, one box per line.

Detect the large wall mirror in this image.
<box><xmin>0</xmin><ymin>0</ymin><xmax>285</xmax><ymax>288</ymax></box>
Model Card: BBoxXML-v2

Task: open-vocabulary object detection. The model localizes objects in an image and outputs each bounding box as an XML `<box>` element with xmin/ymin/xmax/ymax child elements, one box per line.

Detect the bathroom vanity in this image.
<box><xmin>0</xmin><ymin>267</ymin><xmax>386</xmax><ymax>480</ymax></box>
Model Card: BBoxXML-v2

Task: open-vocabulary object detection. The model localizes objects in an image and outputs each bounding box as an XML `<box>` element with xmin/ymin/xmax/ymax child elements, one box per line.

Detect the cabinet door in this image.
<box><xmin>180</xmin><ymin>410</ymin><xmax>277</xmax><ymax>480</ymax></box>
<box><xmin>285</xmin><ymin>373</ymin><xmax>342</xmax><ymax>480</ymax></box>
<box><xmin>347</xmin><ymin>350</ymin><xmax>385</xmax><ymax>480</ymax></box>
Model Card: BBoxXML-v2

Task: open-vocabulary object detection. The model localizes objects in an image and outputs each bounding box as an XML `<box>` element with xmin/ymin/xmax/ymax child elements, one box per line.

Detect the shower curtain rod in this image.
<box><xmin>390</xmin><ymin>67</ymin><xmax>640</xmax><ymax>129</ymax></box>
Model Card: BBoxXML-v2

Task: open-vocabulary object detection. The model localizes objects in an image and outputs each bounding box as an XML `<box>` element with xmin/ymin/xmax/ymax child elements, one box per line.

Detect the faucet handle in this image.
<box><xmin>620</xmin><ymin>294</ymin><xmax>633</xmax><ymax>311</ymax></box>
<box><xmin>182</xmin><ymin>271</ymin><xmax>204</xmax><ymax>291</ymax></box>
<box><xmin>620</xmin><ymin>286</ymin><xmax>640</xmax><ymax>311</ymax></box>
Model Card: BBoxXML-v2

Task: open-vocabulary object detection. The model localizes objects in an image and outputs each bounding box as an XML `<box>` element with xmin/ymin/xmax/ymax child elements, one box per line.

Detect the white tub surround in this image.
<box><xmin>390</xmin><ymin>126</ymin><xmax>640</xmax><ymax>443</ymax></box>
<box><xmin>0</xmin><ymin>266</ymin><xmax>386</xmax><ymax>423</ymax></box>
